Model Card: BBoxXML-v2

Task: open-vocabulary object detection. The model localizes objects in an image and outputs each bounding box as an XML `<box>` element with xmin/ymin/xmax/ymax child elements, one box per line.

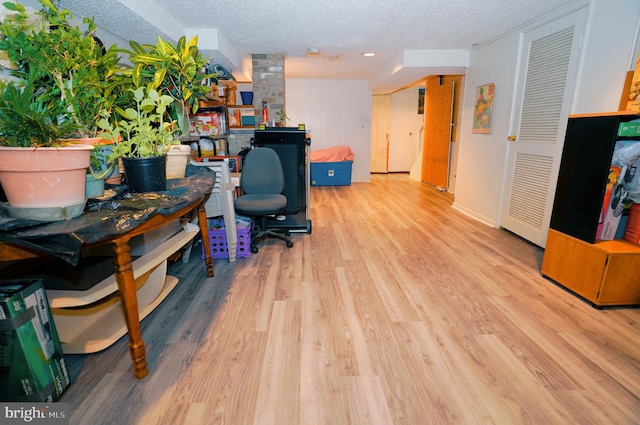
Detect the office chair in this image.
<box><xmin>234</xmin><ymin>147</ymin><xmax>293</xmax><ymax>253</ymax></box>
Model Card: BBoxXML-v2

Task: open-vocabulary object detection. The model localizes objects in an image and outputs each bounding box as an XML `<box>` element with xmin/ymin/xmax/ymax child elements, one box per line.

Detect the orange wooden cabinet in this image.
<box><xmin>541</xmin><ymin>229</ymin><xmax>640</xmax><ymax>307</ymax></box>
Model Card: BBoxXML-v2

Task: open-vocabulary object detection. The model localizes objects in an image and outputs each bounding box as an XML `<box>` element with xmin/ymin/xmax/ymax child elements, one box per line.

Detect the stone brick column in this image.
<box><xmin>251</xmin><ymin>53</ymin><xmax>285</xmax><ymax>125</ymax></box>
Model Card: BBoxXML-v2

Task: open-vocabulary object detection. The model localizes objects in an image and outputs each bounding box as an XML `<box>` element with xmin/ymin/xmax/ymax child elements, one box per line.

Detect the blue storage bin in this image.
<box><xmin>311</xmin><ymin>161</ymin><xmax>352</xmax><ymax>186</ymax></box>
<box><xmin>241</xmin><ymin>115</ymin><xmax>255</xmax><ymax>126</ymax></box>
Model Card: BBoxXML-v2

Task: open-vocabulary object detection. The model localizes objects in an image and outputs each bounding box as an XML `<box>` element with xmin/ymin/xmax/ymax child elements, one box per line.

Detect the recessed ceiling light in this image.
<box><xmin>363</xmin><ymin>52</ymin><xmax>375</xmax><ymax>57</ymax></box>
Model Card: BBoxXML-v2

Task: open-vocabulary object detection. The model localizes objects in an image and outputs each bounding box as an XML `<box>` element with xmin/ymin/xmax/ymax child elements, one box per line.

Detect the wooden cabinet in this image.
<box><xmin>550</xmin><ymin>112</ymin><xmax>640</xmax><ymax>243</ymax></box>
<box><xmin>542</xmin><ymin>112</ymin><xmax>640</xmax><ymax>306</ymax></box>
<box><xmin>541</xmin><ymin>229</ymin><xmax>640</xmax><ymax>306</ymax></box>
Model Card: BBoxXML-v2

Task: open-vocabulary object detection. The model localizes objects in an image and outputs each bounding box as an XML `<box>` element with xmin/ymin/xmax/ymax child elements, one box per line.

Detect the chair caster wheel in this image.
<box><xmin>286</xmin><ymin>241</ymin><xmax>293</xmax><ymax>248</ymax></box>
<box><xmin>251</xmin><ymin>246</ymin><xmax>259</xmax><ymax>253</ymax></box>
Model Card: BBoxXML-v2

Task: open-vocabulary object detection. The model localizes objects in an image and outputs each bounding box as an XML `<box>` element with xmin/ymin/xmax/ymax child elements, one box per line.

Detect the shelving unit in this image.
<box><xmin>187</xmin><ymin>100</ymin><xmax>231</xmax><ymax>155</ymax></box>
<box><xmin>228</xmin><ymin>104</ymin><xmax>256</xmax><ymax>129</ymax></box>
<box><xmin>192</xmin><ymin>101</ymin><xmax>228</xmax><ymax>134</ymax></box>
<box><xmin>541</xmin><ymin>112</ymin><xmax>640</xmax><ymax>307</ymax></box>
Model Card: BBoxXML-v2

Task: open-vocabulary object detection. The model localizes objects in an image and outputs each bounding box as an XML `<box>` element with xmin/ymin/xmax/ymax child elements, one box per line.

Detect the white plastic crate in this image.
<box><xmin>190</xmin><ymin>160</ymin><xmax>239</xmax><ymax>261</ymax></box>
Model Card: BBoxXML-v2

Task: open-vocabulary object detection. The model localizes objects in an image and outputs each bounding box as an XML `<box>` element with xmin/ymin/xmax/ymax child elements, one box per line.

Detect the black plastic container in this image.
<box><xmin>122</xmin><ymin>155</ymin><xmax>167</xmax><ymax>193</ymax></box>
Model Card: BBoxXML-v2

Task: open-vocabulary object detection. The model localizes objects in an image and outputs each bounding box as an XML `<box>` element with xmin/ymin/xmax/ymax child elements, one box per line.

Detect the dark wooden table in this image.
<box><xmin>0</xmin><ymin>173</ymin><xmax>215</xmax><ymax>378</ymax></box>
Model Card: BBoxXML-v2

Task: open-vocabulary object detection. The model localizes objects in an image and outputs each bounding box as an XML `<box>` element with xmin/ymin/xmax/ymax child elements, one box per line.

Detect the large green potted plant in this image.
<box><xmin>0</xmin><ymin>0</ymin><xmax>122</xmax><ymax>139</ymax></box>
<box><xmin>101</xmin><ymin>34</ymin><xmax>214</xmax><ymax>185</ymax></box>
<box><xmin>97</xmin><ymin>85</ymin><xmax>176</xmax><ymax>192</ymax></box>
<box><xmin>0</xmin><ymin>0</ymin><xmax>125</xmax><ymax>220</ymax></box>
<box><xmin>0</xmin><ymin>77</ymin><xmax>93</xmax><ymax>220</ymax></box>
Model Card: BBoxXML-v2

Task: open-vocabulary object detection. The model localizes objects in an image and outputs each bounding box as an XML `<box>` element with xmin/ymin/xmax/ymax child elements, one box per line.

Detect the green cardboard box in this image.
<box><xmin>0</xmin><ymin>279</ymin><xmax>70</xmax><ymax>401</ymax></box>
<box><xmin>617</xmin><ymin>121</ymin><xmax>640</xmax><ymax>137</ymax></box>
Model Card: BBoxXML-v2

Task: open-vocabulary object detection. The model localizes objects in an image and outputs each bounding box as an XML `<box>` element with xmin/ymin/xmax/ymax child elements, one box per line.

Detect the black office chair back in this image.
<box><xmin>241</xmin><ymin>148</ymin><xmax>285</xmax><ymax>195</ymax></box>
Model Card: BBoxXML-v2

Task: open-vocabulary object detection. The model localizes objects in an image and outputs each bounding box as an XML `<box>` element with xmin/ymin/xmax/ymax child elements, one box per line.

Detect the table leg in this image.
<box><xmin>112</xmin><ymin>238</ymin><xmax>148</xmax><ymax>379</ymax></box>
<box><xmin>198</xmin><ymin>201</ymin><xmax>214</xmax><ymax>277</ymax></box>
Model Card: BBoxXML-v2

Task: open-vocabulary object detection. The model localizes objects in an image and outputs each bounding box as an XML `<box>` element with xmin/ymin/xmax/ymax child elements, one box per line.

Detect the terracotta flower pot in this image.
<box><xmin>0</xmin><ymin>145</ymin><xmax>93</xmax><ymax>220</ymax></box>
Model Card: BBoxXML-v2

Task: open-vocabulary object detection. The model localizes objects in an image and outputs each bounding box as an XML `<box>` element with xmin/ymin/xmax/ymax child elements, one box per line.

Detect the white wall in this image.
<box><xmin>285</xmin><ymin>79</ymin><xmax>372</xmax><ymax>182</ymax></box>
<box><xmin>452</xmin><ymin>32</ymin><xmax>521</xmax><ymax>226</ymax></box>
<box><xmin>6</xmin><ymin>0</ymin><xmax>130</xmax><ymax>50</ymax></box>
<box><xmin>389</xmin><ymin>88</ymin><xmax>422</xmax><ymax>172</ymax></box>
<box><xmin>571</xmin><ymin>0</ymin><xmax>640</xmax><ymax>113</ymax></box>
<box><xmin>453</xmin><ymin>0</ymin><xmax>640</xmax><ymax>227</ymax></box>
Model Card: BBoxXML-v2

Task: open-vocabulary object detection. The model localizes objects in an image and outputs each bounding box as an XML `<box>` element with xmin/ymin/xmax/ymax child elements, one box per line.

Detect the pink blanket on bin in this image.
<box><xmin>310</xmin><ymin>146</ymin><xmax>355</xmax><ymax>162</ymax></box>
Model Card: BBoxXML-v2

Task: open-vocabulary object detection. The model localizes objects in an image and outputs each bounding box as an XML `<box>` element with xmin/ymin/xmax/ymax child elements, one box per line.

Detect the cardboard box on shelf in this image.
<box><xmin>218</xmin><ymin>80</ymin><xmax>237</xmax><ymax>105</ymax></box>
<box><xmin>0</xmin><ymin>279</ymin><xmax>70</xmax><ymax>401</ymax></box>
<box><xmin>597</xmin><ymin>165</ymin><xmax>628</xmax><ymax>240</ymax></box>
<box><xmin>189</xmin><ymin>112</ymin><xmax>223</xmax><ymax>137</ymax></box>
<box><xmin>230</xmin><ymin>172</ymin><xmax>241</xmax><ymax>188</ymax></box>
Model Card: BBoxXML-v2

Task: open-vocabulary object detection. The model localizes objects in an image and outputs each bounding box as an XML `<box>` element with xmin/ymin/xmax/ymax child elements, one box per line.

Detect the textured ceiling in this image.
<box><xmin>60</xmin><ymin>0</ymin><xmax>574</xmax><ymax>93</ymax></box>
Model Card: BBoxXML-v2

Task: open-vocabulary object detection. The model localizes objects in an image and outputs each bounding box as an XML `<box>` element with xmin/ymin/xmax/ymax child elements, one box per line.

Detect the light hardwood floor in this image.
<box><xmin>61</xmin><ymin>173</ymin><xmax>640</xmax><ymax>425</ymax></box>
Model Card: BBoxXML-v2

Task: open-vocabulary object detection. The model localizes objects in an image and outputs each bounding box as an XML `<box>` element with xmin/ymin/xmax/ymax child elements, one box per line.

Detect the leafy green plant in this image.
<box><xmin>0</xmin><ymin>78</ymin><xmax>76</xmax><ymax>147</ymax></box>
<box><xmin>276</xmin><ymin>110</ymin><xmax>290</xmax><ymax>126</ymax></box>
<box><xmin>0</xmin><ymin>0</ymin><xmax>122</xmax><ymax>140</ymax></box>
<box><xmin>98</xmin><ymin>86</ymin><xmax>176</xmax><ymax>158</ymax></box>
<box><xmin>123</xmin><ymin>35</ymin><xmax>215</xmax><ymax>134</ymax></box>
<box><xmin>89</xmin><ymin>149</ymin><xmax>104</xmax><ymax>172</ymax></box>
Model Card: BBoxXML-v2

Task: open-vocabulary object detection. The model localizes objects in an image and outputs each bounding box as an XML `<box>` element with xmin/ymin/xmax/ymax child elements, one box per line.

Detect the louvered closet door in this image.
<box><xmin>500</xmin><ymin>8</ymin><xmax>586</xmax><ymax>248</ymax></box>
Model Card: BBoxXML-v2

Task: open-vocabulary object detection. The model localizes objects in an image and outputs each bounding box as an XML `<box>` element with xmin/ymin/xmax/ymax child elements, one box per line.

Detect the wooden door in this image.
<box><xmin>421</xmin><ymin>78</ymin><xmax>454</xmax><ymax>187</ymax></box>
<box><xmin>500</xmin><ymin>9</ymin><xmax>586</xmax><ymax>247</ymax></box>
<box><xmin>370</xmin><ymin>95</ymin><xmax>391</xmax><ymax>173</ymax></box>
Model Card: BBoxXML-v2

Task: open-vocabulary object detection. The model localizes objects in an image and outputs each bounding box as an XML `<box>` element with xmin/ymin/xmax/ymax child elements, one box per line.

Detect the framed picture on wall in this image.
<box><xmin>418</xmin><ymin>88</ymin><xmax>425</xmax><ymax>114</ymax></box>
<box><xmin>473</xmin><ymin>83</ymin><xmax>495</xmax><ymax>134</ymax></box>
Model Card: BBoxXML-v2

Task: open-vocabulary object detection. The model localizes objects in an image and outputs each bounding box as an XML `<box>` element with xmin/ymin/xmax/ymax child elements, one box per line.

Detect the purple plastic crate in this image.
<box><xmin>201</xmin><ymin>224</ymin><xmax>251</xmax><ymax>259</ymax></box>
